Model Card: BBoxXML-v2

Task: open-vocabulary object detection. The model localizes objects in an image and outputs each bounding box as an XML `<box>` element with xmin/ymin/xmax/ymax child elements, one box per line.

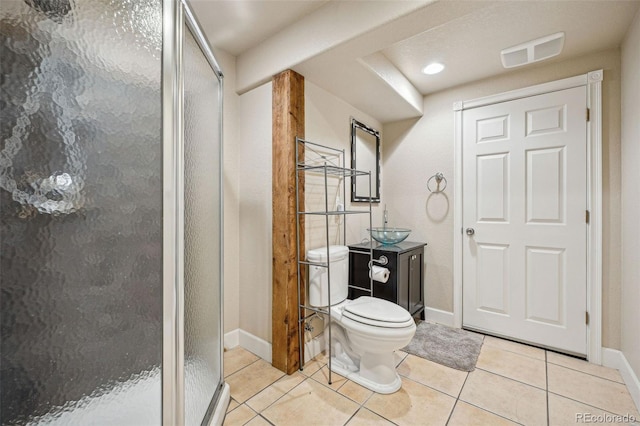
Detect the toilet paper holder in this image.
<box><xmin>368</xmin><ymin>255</ymin><xmax>389</xmax><ymax>268</ymax></box>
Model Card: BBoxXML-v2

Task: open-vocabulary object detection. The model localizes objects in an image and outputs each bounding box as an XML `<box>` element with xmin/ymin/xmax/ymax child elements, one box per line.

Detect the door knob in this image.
<box><xmin>466</xmin><ymin>228</ymin><xmax>475</xmax><ymax>236</ymax></box>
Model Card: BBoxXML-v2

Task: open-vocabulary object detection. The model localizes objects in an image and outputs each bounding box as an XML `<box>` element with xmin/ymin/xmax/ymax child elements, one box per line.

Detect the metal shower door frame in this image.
<box><xmin>162</xmin><ymin>0</ymin><xmax>225</xmax><ymax>424</ymax></box>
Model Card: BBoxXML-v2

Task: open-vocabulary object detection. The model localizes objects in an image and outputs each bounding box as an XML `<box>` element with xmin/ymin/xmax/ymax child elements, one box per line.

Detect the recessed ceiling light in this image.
<box><xmin>422</xmin><ymin>62</ymin><xmax>444</xmax><ymax>75</ymax></box>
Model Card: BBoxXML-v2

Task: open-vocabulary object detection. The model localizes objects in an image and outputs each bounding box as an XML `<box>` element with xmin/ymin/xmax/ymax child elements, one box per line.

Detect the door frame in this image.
<box><xmin>452</xmin><ymin>70</ymin><xmax>604</xmax><ymax>363</ymax></box>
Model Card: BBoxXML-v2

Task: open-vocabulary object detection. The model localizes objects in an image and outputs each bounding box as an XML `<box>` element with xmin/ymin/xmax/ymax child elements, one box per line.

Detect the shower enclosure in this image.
<box><xmin>0</xmin><ymin>0</ymin><xmax>227</xmax><ymax>424</ymax></box>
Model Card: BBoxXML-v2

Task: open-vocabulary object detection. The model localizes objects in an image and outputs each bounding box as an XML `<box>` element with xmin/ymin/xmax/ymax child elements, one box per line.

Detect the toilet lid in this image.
<box><xmin>343</xmin><ymin>297</ymin><xmax>414</xmax><ymax>328</ymax></box>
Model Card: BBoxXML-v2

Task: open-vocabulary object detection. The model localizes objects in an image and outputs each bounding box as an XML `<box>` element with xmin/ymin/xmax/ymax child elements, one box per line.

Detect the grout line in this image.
<box><xmin>258</xmin><ymin>414</ymin><xmax>276</xmax><ymax>426</ymax></box>
<box><xmin>452</xmin><ymin>399</ymin><xmax>526</xmax><ymax>426</ymax></box>
<box><xmin>444</xmin><ymin>398</ymin><xmax>460</xmax><ymax>425</ymax></box>
<box><xmin>545</xmin><ymin>350</ymin><xmax>550</xmax><ymax>426</ymax></box>
<box><xmin>359</xmin><ymin>385</ymin><xmax>376</xmax><ymax>408</ymax></box>
<box><xmin>456</xmin><ymin>371</ymin><xmax>470</xmax><ymax>400</ymax></box>
<box><xmin>246</xmin><ymin>375</ymin><xmax>310</xmax><ymax>415</ymax></box>
<box><xmin>334</xmin><ymin>381</ymin><xmax>372</xmax><ymax>406</ymax></box>
<box><xmin>479</xmin><ymin>343</ymin><xmax>631</xmax><ymax>388</ymax></box>
<box><xmin>358</xmin><ymin>406</ymin><xmax>400</xmax><ymax>425</ymax></box>
<box><xmin>224</xmin><ymin>403</ymin><xmax>256</xmax><ymax>424</ymax></box>
<box><xmin>481</xmin><ymin>343</ymin><xmax>547</xmax><ymax>362</ymax></box>
<box><xmin>455</xmin><ymin>367</ymin><xmax>526</xmax><ymax>426</ymax></box>
<box><xmin>396</xmin><ymin>355</ymin><xmax>471</xmax><ymax>399</ymax></box>
<box><xmin>224</xmin><ymin>356</ymin><xmax>261</xmax><ymax>378</ymax></box>
<box><xmin>476</xmin><ymin>360</ymin><xmax>546</xmax><ymax>390</ymax></box>
<box><xmin>300</xmin><ymin>357</ymin><xmax>328</xmax><ymax>378</ymax></box>
<box><xmin>396</xmin><ymin>371</ymin><xmax>464</xmax><ymax>399</ymax></box>
<box><xmin>343</xmin><ymin>407</ymin><xmax>360</xmax><ymax>425</ymax></box>
<box><xmin>399</xmin><ymin>375</ymin><xmax>461</xmax><ymax>400</ymax></box>
<box><xmin>394</xmin><ymin>351</ymin><xmax>409</xmax><ymax>367</ymax></box>
<box><xmin>474</xmin><ymin>366</ymin><xmax>547</xmax><ymax>391</ymax></box>
<box><xmin>546</xmin><ymin>361</ymin><xmax>626</xmax><ymax>385</ymax></box>
<box><xmin>309</xmin><ymin>365</ymin><xmax>348</xmax><ymax>391</ymax></box>
<box><xmin>356</xmin><ymin>386</ymin><xmax>376</xmax><ymax>411</ymax></box>
<box><xmin>226</xmin><ymin>403</ymin><xmax>240</xmax><ymax>415</ymax></box>
<box><xmin>547</xmin><ymin>391</ymin><xmax>640</xmax><ymax>418</ymax></box>
<box><xmin>487</xmin><ymin>343</ymin><xmax>625</xmax><ymax>384</ymax></box>
<box><xmin>235</xmin><ymin>371</ymin><xmax>289</xmax><ymax>408</ymax></box>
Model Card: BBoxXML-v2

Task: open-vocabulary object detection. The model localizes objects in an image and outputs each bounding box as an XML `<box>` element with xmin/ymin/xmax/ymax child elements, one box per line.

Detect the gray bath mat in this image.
<box><xmin>403</xmin><ymin>322</ymin><xmax>483</xmax><ymax>372</ymax></box>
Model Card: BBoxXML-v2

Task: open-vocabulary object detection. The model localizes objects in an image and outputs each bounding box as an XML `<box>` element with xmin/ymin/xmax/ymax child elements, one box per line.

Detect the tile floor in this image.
<box><xmin>222</xmin><ymin>333</ymin><xmax>639</xmax><ymax>426</ymax></box>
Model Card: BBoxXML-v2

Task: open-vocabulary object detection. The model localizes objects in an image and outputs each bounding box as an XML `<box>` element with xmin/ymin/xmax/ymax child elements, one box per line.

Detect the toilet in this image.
<box><xmin>307</xmin><ymin>245</ymin><xmax>416</xmax><ymax>394</ymax></box>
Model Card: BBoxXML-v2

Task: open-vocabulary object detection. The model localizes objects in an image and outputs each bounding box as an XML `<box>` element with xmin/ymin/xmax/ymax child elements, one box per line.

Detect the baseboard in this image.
<box><xmin>602</xmin><ymin>347</ymin><xmax>640</xmax><ymax>412</ymax></box>
<box><xmin>238</xmin><ymin>329</ymin><xmax>272</xmax><ymax>363</ymax></box>
<box><xmin>224</xmin><ymin>328</ymin><xmax>273</xmax><ymax>362</ymax></box>
<box><xmin>226</xmin><ymin>328</ymin><xmax>323</xmax><ymax>366</ymax></box>
<box><xmin>424</xmin><ymin>307</ymin><xmax>455</xmax><ymax>327</ymax></box>
<box><xmin>223</xmin><ymin>329</ymin><xmax>239</xmax><ymax>350</ymax></box>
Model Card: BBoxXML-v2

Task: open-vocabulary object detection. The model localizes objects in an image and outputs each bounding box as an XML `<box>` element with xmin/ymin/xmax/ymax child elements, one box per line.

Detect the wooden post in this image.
<box><xmin>272</xmin><ymin>70</ymin><xmax>304</xmax><ymax>374</ymax></box>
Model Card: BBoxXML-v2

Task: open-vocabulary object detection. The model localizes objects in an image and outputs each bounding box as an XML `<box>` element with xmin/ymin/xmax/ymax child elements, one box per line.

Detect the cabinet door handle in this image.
<box><xmin>411</xmin><ymin>255</ymin><xmax>417</xmax><ymax>261</ymax></box>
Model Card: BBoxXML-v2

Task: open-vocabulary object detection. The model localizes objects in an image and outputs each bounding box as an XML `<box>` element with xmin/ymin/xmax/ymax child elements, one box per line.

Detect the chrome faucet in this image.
<box><xmin>383</xmin><ymin>204</ymin><xmax>388</xmax><ymax>228</ymax></box>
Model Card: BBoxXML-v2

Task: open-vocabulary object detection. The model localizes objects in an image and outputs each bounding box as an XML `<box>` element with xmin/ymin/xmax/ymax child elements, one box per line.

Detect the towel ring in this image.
<box><xmin>427</xmin><ymin>172</ymin><xmax>447</xmax><ymax>193</ymax></box>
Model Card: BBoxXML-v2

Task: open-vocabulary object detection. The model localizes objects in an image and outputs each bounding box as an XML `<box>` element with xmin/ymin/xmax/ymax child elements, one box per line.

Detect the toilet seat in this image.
<box><xmin>343</xmin><ymin>297</ymin><xmax>414</xmax><ymax>329</ymax></box>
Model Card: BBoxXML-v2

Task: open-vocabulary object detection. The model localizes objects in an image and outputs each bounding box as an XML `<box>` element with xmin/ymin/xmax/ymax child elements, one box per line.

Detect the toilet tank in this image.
<box><xmin>307</xmin><ymin>245</ymin><xmax>349</xmax><ymax>307</ymax></box>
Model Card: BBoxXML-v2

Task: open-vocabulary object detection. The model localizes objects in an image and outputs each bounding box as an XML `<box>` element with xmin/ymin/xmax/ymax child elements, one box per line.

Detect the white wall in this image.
<box><xmin>383</xmin><ymin>49</ymin><xmax>623</xmax><ymax>348</ymax></box>
<box><xmin>235</xmin><ymin>79</ymin><xmax>385</xmax><ymax>344</ymax></box>
<box><xmin>305</xmin><ymin>81</ymin><xmax>384</xmax><ymax>250</ymax></box>
<box><xmin>238</xmin><ymin>82</ymin><xmax>273</xmax><ymax>342</ymax></box>
<box><xmin>620</xmin><ymin>9</ymin><xmax>640</xmax><ymax>381</ymax></box>
<box><xmin>211</xmin><ymin>47</ymin><xmax>241</xmax><ymax>334</ymax></box>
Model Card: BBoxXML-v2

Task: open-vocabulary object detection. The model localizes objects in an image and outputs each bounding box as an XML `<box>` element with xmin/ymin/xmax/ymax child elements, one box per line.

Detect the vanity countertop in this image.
<box><xmin>348</xmin><ymin>241</ymin><xmax>427</xmax><ymax>253</ymax></box>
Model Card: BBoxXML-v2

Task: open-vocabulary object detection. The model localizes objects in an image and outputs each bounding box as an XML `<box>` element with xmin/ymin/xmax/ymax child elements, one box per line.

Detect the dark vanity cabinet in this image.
<box><xmin>348</xmin><ymin>241</ymin><xmax>426</xmax><ymax>318</ymax></box>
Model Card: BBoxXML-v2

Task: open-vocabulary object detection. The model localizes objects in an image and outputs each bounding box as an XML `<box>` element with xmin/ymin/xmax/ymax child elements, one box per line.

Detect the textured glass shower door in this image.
<box><xmin>1</xmin><ymin>0</ymin><xmax>225</xmax><ymax>425</ymax></box>
<box><xmin>182</xmin><ymin>15</ymin><xmax>224</xmax><ymax>426</ymax></box>
<box><xmin>1</xmin><ymin>0</ymin><xmax>164</xmax><ymax>424</ymax></box>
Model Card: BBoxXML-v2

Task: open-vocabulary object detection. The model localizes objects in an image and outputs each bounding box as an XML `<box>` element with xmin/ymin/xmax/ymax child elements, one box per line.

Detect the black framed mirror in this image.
<box><xmin>351</xmin><ymin>118</ymin><xmax>380</xmax><ymax>203</ymax></box>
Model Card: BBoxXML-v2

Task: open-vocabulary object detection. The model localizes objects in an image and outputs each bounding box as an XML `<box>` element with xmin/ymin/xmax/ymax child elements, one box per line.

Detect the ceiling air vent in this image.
<box><xmin>501</xmin><ymin>32</ymin><xmax>565</xmax><ymax>69</ymax></box>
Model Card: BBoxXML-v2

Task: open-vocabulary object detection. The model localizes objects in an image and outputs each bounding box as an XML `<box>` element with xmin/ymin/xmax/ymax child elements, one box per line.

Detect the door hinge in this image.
<box><xmin>586</xmin><ymin>108</ymin><xmax>590</xmax><ymax>122</ymax></box>
<box><xmin>586</xmin><ymin>311</ymin><xmax>590</xmax><ymax>325</ymax></box>
<box><xmin>586</xmin><ymin>210</ymin><xmax>590</xmax><ymax>224</ymax></box>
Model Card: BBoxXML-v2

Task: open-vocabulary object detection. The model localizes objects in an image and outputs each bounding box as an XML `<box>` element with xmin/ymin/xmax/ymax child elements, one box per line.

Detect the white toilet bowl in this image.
<box><xmin>329</xmin><ymin>297</ymin><xmax>416</xmax><ymax>394</ymax></box>
<box><xmin>307</xmin><ymin>246</ymin><xmax>416</xmax><ymax>394</ymax></box>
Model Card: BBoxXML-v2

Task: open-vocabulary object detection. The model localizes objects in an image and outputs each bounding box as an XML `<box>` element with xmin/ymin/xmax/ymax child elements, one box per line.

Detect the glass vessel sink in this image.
<box><xmin>368</xmin><ymin>227</ymin><xmax>411</xmax><ymax>245</ymax></box>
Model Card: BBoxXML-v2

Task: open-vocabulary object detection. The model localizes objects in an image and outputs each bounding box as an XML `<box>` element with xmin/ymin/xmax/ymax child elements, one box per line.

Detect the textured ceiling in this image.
<box><xmin>193</xmin><ymin>0</ymin><xmax>640</xmax><ymax>122</ymax></box>
<box><xmin>189</xmin><ymin>0</ymin><xmax>328</xmax><ymax>56</ymax></box>
<box><xmin>382</xmin><ymin>0</ymin><xmax>640</xmax><ymax>95</ymax></box>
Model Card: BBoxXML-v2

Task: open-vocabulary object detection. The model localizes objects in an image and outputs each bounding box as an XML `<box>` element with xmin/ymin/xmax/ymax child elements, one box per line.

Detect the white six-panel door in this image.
<box><xmin>462</xmin><ymin>86</ymin><xmax>587</xmax><ymax>355</ymax></box>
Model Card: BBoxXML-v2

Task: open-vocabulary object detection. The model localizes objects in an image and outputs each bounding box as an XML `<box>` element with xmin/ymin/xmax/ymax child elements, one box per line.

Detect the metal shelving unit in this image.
<box><xmin>295</xmin><ymin>137</ymin><xmax>374</xmax><ymax>384</ymax></box>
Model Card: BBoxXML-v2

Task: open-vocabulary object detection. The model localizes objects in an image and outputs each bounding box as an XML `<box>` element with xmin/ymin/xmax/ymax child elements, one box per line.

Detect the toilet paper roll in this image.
<box><xmin>369</xmin><ymin>265</ymin><xmax>390</xmax><ymax>283</ymax></box>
